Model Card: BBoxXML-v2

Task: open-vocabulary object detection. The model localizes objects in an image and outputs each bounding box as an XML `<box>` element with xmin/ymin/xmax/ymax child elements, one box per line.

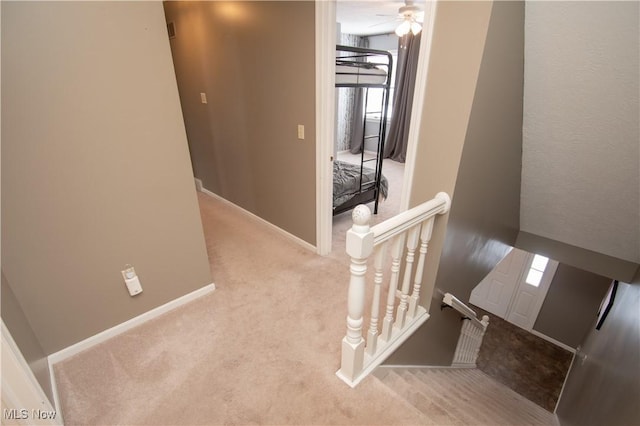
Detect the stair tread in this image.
<box><xmin>375</xmin><ymin>368</ymin><xmax>559</xmax><ymax>426</ymax></box>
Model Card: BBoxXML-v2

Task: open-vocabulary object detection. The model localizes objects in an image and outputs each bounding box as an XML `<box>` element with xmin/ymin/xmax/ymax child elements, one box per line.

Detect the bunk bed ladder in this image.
<box><xmin>334</xmin><ymin>45</ymin><xmax>393</xmax><ymax>217</ymax></box>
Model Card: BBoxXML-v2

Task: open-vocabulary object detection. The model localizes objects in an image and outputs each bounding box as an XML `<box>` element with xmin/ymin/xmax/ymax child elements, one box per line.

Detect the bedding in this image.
<box><xmin>335</xmin><ymin>64</ymin><xmax>387</xmax><ymax>85</ymax></box>
<box><xmin>333</xmin><ymin>160</ymin><xmax>388</xmax><ymax>208</ymax></box>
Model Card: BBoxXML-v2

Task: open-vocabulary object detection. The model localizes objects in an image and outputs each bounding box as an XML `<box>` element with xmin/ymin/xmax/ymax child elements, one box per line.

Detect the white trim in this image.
<box><xmin>199</xmin><ymin>187</ymin><xmax>316</xmax><ymax>253</ymax></box>
<box><xmin>48</xmin><ymin>283</ymin><xmax>215</xmax><ymax>365</ymax></box>
<box><xmin>529</xmin><ymin>329</ymin><xmax>576</xmax><ymax>354</ymax></box>
<box><xmin>47</xmin><ymin>360</ymin><xmax>63</xmax><ymax>425</ymax></box>
<box><xmin>315</xmin><ymin>0</ymin><xmax>336</xmax><ymax>256</ymax></box>
<box><xmin>336</xmin><ymin>311</ymin><xmax>430</xmax><ymax>388</ymax></box>
<box><xmin>2</xmin><ymin>321</ymin><xmax>62</xmax><ymax>425</ymax></box>
<box><xmin>194</xmin><ymin>177</ymin><xmax>203</xmax><ymax>192</ymax></box>
<box><xmin>399</xmin><ymin>0</ymin><xmax>438</xmax><ymax>211</ymax></box>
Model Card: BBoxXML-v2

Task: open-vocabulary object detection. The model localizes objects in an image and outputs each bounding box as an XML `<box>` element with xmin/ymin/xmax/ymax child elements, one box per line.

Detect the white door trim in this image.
<box><xmin>315</xmin><ymin>0</ymin><xmax>336</xmax><ymax>256</ymax></box>
<box><xmin>315</xmin><ymin>1</ymin><xmax>440</xmax><ymax>255</ymax></box>
<box><xmin>400</xmin><ymin>0</ymin><xmax>438</xmax><ymax>210</ymax></box>
<box><xmin>1</xmin><ymin>321</ymin><xmax>62</xmax><ymax>425</ymax></box>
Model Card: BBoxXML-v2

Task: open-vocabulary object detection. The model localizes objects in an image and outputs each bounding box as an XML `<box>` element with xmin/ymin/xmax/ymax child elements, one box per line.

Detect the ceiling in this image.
<box><xmin>336</xmin><ymin>0</ymin><xmax>425</xmax><ymax>36</ymax></box>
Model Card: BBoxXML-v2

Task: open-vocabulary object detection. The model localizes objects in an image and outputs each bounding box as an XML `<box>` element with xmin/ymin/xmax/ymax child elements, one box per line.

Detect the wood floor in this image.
<box><xmin>374</xmin><ymin>367</ymin><xmax>560</xmax><ymax>425</ymax></box>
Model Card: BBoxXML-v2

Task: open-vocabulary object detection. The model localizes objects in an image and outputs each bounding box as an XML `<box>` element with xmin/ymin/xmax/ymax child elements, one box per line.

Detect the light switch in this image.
<box><xmin>297</xmin><ymin>124</ymin><xmax>305</xmax><ymax>140</ymax></box>
<box><xmin>200</xmin><ymin>92</ymin><xmax>208</xmax><ymax>104</ymax></box>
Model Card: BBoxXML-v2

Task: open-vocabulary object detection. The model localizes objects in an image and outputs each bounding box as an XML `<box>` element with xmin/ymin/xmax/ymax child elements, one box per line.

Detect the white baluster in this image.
<box><xmin>367</xmin><ymin>243</ymin><xmax>387</xmax><ymax>355</ymax></box>
<box><xmin>395</xmin><ymin>225</ymin><xmax>420</xmax><ymax>329</ymax></box>
<box><xmin>409</xmin><ymin>218</ymin><xmax>434</xmax><ymax>318</ymax></box>
<box><xmin>380</xmin><ymin>233</ymin><xmax>405</xmax><ymax>342</ymax></box>
<box><xmin>338</xmin><ymin>205</ymin><xmax>374</xmax><ymax>383</ymax></box>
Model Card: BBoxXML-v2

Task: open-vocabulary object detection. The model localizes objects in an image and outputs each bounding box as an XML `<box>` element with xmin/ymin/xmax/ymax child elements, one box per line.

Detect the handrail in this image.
<box><xmin>442</xmin><ymin>292</ymin><xmax>488</xmax><ymax>330</ymax></box>
<box><xmin>337</xmin><ymin>192</ymin><xmax>452</xmax><ymax>387</ymax></box>
<box><xmin>372</xmin><ymin>192</ymin><xmax>451</xmax><ymax>245</ymax></box>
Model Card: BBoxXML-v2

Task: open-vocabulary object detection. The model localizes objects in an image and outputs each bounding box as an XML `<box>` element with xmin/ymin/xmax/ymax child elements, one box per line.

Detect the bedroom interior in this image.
<box><xmin>332</xmin><ymin>0</ymin><xmax>426</xmax><ymax>241</ymax></box>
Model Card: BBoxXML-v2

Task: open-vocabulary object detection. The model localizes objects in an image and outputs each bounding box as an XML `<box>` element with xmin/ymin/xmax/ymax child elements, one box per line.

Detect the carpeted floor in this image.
<box><xmin>52</xmin><ymin>156</ymin><xmax>564</xmax><ymax>424</ymax></box>
<box><xmin>53</xmin><ymin>191</ymin><xmax>429</xmax><ymax>425</ymax></box>
<box><xmin>473</xmin><ymin>305</ymin><xmax>574</xmax><ymax>412</ymax></box>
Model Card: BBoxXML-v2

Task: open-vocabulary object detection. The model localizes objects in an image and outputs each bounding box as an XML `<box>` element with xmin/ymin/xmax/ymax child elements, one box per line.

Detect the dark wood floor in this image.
<box><xmin>473</xmin><ymin>305</ymin><xmax>574</xmax><ymax>412</ymax></box>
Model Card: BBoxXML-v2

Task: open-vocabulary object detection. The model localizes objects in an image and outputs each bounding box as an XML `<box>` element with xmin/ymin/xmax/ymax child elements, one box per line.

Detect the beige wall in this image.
<box><xmin>533</xmin><ymin>264</ymin><xmax>611</xmax><ymax>348</ymax></box>
<box><xmin>556</xmin><ymin>275</ymin><xmax>640</xmax><ymax>425</ymax></box>
<box><xmin>1</xmin><ymin>1</ymin><xmax>212</xmax><ymax>353</ymax></box>
<box><xmin>388</xmin><ymin>1</ymin><xmax>524</xmax><ymax>365</ymax></box>
<box><xmin>163</xmin><ymin>1</ymin><xmax>316</xmax><ymax>245</ymax></box>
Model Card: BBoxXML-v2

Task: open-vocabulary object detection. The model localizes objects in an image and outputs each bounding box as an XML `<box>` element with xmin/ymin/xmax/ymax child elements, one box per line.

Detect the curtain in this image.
<box><xmin>383</xmin><ymin>32</ymin><xmax>421</xmax><ymax>163</ymax></box>
<box><xmin>335</xmin><ymin>34</ymin><xmax>369</xmax><ymax>154</ymax></box>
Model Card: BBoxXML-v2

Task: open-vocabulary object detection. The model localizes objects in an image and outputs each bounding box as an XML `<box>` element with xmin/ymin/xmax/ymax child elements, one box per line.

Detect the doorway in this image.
<box><xmin>469</xmin><ymin>247</ymin><xmax>559</xmax><ymax>333</ymax></box>
<box><xmin>315</xmin><ymin>1</ymin><xmax>439</xmax><ymax>255</ymax></box>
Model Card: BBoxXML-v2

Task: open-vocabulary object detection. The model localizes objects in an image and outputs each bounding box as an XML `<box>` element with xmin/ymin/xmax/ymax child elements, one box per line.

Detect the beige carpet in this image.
<box><xmin>375</xmin><ymin>368</ymin><xmax>559</xmax><ymax>425</ymax></box>
<box><xmin>53</xmin><ymin>191</ymin><xmax>429</xmax><ymax>425</ymax></box>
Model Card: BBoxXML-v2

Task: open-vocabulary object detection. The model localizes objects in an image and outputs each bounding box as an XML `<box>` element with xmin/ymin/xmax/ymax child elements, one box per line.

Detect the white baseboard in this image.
<box><xmin>529</xmin><ymin>329</ymin><xmax>576</xmax><ymax>354</ymax></box>
<box><xmin>48</xmin><ymin>284</ymin><xmax>214</xmax><ymax>365</ymax></box>
<box><xmin>199</xmin><ymin>187</ymin><xmax>317</xmax><ymax>253</ymax></box>
<box><xmin>47</xmin><ymin>283</ymin><xmax>215</xmax><ymax>416</ymax></box>
<box><xmin>194</xmin><ymin>177</ymin><xmax>203</xmax><ymax>192</ymax></box>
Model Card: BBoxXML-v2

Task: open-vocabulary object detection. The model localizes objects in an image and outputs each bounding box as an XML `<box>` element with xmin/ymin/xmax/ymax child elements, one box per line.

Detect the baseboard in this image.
<box><xmin>48</xmin><ymin>283</ymin><xmax>215</xmax><ymax>365</ymax></box>
<box><xmin>199</xmin><ymin>187</ymin><xmax>317</xmax><ymax>253</ymax></box>
<box><xmin>529</xmin><ymin>329</ymin><xmax>576</xmax><ymax>354</ymax></box>
<box><xmin>194</xmin><ymin>177</ymin><xmax>203</xmax><ymax>192</ymax></box>
<box><xmin>47</xmin><ymin>283</ymin><xmax>215</xmax><ymax>416</ymax></box>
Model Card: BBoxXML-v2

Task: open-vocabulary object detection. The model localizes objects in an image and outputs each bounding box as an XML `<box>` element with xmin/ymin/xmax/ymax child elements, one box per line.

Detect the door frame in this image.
<box><xmin>315</xmin><ymin>0</ymin><xmax>439</xmax><ymax>255</ymax></box>
<box><xmin>1</xmin><ymin>321</ymin><xmax>62</xmax><ymax>425</ymax></box>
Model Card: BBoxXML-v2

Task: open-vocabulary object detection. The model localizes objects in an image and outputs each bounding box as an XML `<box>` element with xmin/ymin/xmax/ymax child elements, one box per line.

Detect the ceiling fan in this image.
<box><xmin>373</xmin><ymin>0</ymin><xmax>424</xmax><ymax>37</ymax></box>
<box><xmin>395</xmin><ymin>0</ymin><xmax>423</xmax><ymax>36</ymax></box>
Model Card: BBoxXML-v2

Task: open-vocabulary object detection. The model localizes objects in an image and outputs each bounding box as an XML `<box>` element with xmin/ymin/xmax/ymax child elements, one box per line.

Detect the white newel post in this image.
<box><xmin>452</xmin><ymin>314</ymin><xmax>490</xmax><ymax>367</ymax></box>
<box><xmin>338</xmin><ymin>205</ymin><xmax>374</xmax><ymax>384</ymax></box>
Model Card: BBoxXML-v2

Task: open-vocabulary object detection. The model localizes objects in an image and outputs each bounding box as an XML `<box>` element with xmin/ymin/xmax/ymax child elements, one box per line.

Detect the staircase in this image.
<box><xmin>373</xmin><ymin>367</ymin><xmax>559</xmax><ymax>426</ymax></box>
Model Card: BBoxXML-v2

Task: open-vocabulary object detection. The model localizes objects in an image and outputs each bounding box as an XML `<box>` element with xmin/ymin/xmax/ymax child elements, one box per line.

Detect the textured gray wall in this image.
<box><xmin>521</xmin><ymin>1</ymin><xmax>639</xmax><ymax>264</ymax></box>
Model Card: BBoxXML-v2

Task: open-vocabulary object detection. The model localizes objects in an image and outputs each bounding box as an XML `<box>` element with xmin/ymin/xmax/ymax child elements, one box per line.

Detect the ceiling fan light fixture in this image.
<box><xmin>410</xmin><ymin>21</ymin><xmax>422</xmax><ymax>35</ymax></box>
<box><xmin>395</xmin><ymin>19</ymin><xmax>411</xmax><ymax>37</ymax></box>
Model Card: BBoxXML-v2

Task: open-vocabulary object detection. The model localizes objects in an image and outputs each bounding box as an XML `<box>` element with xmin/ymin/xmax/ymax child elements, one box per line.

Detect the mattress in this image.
<box><xmin>335</xmin><ymin>64</ymin><xmax>387</xmax><ymax>85</ymax></box>
<box><xmin>333</xmin><ymin>160</ymin><xmax>388</xmax><ymax>208</ymax></box>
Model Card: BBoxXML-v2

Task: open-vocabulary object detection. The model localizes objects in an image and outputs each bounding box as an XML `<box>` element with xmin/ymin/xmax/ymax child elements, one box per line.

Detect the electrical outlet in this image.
<box><xmin>121</xmin><ymin>265</ymin><xmax>143</xmax><ymax>296</ymax></box>
<box><xmin>297</xmin><ymin>124</ymin><xmax>305</xmax><ymax>140</ymax></box>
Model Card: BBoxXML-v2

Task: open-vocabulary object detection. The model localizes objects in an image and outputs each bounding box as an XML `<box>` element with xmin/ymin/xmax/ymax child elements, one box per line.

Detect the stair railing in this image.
<box><xmin>442</xmin><ymin>292</ymin><xmax>490</xmax><ymax>368</ymax></box>
<box><xmin>336</xmin><ymin>192</ymin><xmax>451</xmax><ymax>387</ymax></box>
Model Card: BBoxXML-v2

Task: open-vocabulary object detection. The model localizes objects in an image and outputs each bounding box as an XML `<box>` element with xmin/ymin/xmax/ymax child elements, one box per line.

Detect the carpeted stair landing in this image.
<box><xmin>373</xmin><ymin>367</ymin><xmax>559</xmax><ymax>426</ymax></box>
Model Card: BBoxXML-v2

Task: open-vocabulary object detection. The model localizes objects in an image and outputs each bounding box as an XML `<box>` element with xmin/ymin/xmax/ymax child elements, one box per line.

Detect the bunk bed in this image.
<box><xmin>334</xmin><ymin>45</ymin><xmax>393</xmax><ymax>216</ymax></box>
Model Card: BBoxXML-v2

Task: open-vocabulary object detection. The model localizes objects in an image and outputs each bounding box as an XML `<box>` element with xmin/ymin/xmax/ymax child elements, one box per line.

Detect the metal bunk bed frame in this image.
<box><xmin>334</xmin><ymin>44</ymin><xmax>393</xmax><ymax>216</ymax></box>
